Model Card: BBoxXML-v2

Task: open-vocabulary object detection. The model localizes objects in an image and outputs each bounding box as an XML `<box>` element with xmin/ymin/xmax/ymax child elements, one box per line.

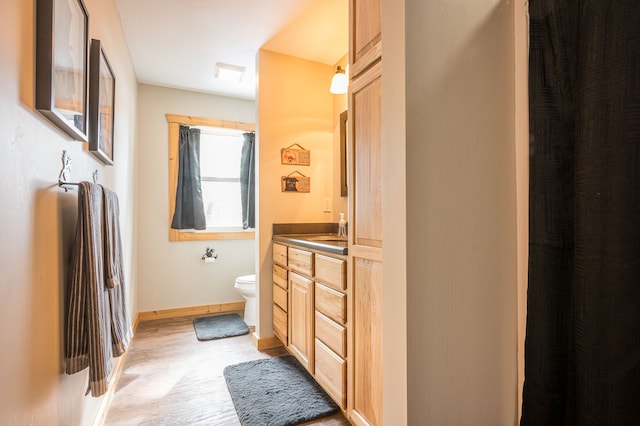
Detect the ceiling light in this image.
<box><xmin>214</xmin><ymin>63</ymin><xmax>246</xmax><ymax>82</ymax></box>
<box><xmin>330</xmin><ymin>66</ymin><xmax>348</xmax><ymax>94</ymax></box>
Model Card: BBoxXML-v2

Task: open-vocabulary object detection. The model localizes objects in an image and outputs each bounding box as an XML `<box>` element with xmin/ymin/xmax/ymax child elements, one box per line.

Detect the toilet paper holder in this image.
<box><xmin>202</xmin><ymin>247</ymin><xmax>218</xmax><ymax>262</ymax></box>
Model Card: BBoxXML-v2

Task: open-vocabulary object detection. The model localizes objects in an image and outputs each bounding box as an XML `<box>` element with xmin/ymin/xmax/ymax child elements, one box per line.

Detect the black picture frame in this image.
<box><xmin>88</xmin><ymin>39</ymin><xmax>116</xmax><ymax>165</ymax></box>
<box><xmin>35</xmin><ymin>0</ymin><xmax>89</xmax><ymax>141</ymax></box>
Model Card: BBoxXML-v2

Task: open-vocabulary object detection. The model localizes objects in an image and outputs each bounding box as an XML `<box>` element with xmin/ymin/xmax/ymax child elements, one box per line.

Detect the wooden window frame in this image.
<box><xmin>167</xmin><ymin>113</ymin><xmax>256</xmax><ymax>242</ymax></box>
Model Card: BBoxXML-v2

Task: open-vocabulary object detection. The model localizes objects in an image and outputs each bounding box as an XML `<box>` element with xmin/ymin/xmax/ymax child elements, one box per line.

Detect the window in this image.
<box><xmin>199</xmin><ymin>127</ymin><xmax>243</xmax><ymax>229</ymax></box>
<box><xmin>167</xmin><ymin>114</ymin><xmax>255</xmax><ymax>242</ymax></box>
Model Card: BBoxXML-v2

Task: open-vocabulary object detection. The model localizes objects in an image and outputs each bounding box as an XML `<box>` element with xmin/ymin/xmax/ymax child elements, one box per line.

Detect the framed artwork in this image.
<box><xmin>88</xmin><ymin>39</ymin><xmax>116</xmax><ymax>165</ymax></box>
<box><xmin>35</xmin><ymin>0</ymin><xmax>89</xmax><ymax>141</ymax></box>
<box><xmin>281</xmin><ymin>143</ymin><xmax>311</xmax><ymax>166</ymax></box>
<box><xmin>281</xmin><ymin>171</ymin><xmax>311</xmax><ymax>193</ymax></box>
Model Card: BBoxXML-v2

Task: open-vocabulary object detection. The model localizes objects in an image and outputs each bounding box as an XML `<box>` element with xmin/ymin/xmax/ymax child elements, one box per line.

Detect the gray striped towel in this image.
<box><xmin>65</xmin><ymin>182</ymin><xmax>113</xmax><ymax>396</ymax></box>
<box><xmin>102</xmin><ymin>186</ymin><xmax>132</xmax><ymax>357</ymax></box>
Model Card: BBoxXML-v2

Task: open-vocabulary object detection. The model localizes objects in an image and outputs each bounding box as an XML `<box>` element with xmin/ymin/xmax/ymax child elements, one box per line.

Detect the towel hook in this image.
<box><xmin>57</xmin><ymin>150</ymin><xmax>100</xmax><ymax>191</ymax></box>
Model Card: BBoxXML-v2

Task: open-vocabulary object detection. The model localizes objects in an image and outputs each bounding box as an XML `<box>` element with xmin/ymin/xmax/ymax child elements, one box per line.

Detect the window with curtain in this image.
<box><xmin>167</xmin><ymin>114</ymin><xmax>255</xmax><ymax>242</ymax></box>
<box><xmin>199</xmin><ymin>127</ymin><xmax>244</xmax><ymax>229</ymax></box>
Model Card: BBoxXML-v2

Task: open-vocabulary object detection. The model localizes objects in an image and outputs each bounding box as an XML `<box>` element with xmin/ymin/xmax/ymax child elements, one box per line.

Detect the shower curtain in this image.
<box><xmin>521</xmin><ymin>1</ymin><xmax>640</xmax><ymax>424</ymax></box>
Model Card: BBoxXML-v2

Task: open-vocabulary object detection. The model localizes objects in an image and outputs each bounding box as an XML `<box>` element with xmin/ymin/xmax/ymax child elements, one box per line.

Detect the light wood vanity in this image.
<box><xmin>272</xmin><ymin>237</ymin><xmax>349</xmax><ymax>410</ymax></box>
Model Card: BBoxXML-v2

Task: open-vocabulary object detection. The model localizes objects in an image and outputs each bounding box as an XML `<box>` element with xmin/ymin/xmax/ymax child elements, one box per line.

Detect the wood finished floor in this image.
<box><xmin>105</xmin><ymin>313</ymin><xmax>351</xmax><ymax>425</ymax></box>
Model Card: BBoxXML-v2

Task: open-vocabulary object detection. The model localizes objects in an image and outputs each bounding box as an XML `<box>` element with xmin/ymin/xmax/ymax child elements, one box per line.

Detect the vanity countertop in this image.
<box><xmin>272</xmin><ymin>233</ymin><xmax>347</xmax><ymax>256</ymax></box>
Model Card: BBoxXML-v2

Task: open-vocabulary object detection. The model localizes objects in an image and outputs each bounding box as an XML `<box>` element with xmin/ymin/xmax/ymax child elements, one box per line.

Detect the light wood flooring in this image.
<box><xmin>104</xmin><ymin>313</ymin><xmax>350</xmax><ymax>425</ymax></box>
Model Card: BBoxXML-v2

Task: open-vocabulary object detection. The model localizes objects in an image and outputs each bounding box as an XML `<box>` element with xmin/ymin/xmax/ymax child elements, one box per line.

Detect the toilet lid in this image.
<box><xmin>236</xmin><ymin>274</ymin><xmax>256</xmax><ymax>284</ymax></box>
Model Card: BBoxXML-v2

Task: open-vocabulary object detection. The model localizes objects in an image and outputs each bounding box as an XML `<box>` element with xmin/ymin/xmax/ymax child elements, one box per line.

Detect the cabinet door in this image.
<box><xmin>351</xmin><ymin>258</ymin><xmax>382</xmax><ymax>426</ymax></box>
<box><xmin>348</xmin><ymin>50</ymin><xmax>383</xmax><ymax>426</ymax></box>
<box><xmin>350</xmin><ymin>0</ymin><xmax>381</xmax><ymax>77</ymax></box>
<box><xmin>289</xmin><ymin>272</ymin><xmax>314</xmax><ymax>373</ymax></box>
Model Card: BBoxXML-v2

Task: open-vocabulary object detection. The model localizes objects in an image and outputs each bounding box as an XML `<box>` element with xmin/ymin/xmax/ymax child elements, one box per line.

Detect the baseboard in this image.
<box><xmin>93</xmin><ymin>312</ymin><xmax>140</xmax><ymax>426</ymax></box>
<box><xmin>130</xmin><ymin>311</ymin><xmax>140</xmax><ymax>333</ymax></box>
<box><xmin>251</xmin><ymin>332</ymin><xmax>283</xmax><ymax>351</ymax></box>
<box><xmin>138</xmin><ymin>301</ymin><xmax>245</xmax><ymax>321</ymax></box>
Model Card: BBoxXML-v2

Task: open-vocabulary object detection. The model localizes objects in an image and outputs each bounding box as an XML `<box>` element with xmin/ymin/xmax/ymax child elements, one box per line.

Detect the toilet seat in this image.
<box><xmin>235</xmin><ymin>274</ymin><xmax>255</xmax><ymax>286</ymax></box>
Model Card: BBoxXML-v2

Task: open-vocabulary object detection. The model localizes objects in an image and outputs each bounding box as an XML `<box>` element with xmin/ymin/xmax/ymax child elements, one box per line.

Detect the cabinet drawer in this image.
<box><xmin>273</xmin><ymin>304</ymin><xmax>288</xmax><ymax>345</ymax></box>
<box><xmin>315</xmin><ymin>254</ymin><xmax>346</xmax><ymax>291</ymax></box>
<box><xmin>273</xmin><ymin>283</ymin><xmax>288</xmax><ymax>312</ymax></box>
<box><xmin>315</xmin><ymin>311</ymin><xmax>346</xmax><ymax>358</ymax></box>
<box><xmin>273</xmin><ymin>243</ymin><xmax>288</xmax><ymax>266</ymax></box>
<box><xmin>315</xmin><ymin>282</ymin><xmax>347</xmax><ymax>325</ymax></box>
<box><xmin>289</xmin><ymin>247</ymin><xmax>314</xmax><ymax>277</ymax></box>
<box><xmin>314</xmin><ymin>339</ymin><xmax>347</xmax><ymax>409</ymax></box>
<box><xmin>273</xmin><ymin>264</ymin><xmax>288</xmax><ymax>290</ymax></box>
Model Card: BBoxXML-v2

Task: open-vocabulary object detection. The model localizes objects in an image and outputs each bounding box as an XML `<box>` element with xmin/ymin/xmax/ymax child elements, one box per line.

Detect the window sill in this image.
<box><xmin>169</xmin><ymin>228</ymin><xmax>255</xmax><ymax>242</ymax></box>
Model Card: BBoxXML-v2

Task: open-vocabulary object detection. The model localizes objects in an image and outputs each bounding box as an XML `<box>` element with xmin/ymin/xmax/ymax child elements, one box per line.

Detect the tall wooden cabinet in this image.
<box><xmin>348</xmin><ymin>0</ymin><xmax>383</xmax><ymax>425</ymax></box>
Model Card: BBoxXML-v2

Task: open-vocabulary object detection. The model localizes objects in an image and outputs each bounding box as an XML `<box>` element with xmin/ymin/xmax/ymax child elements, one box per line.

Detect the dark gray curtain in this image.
<box><xmin>521</xmin><ymin>1</ymin><xmax>640</xmax><ymax>424</ymax></box>
<box><xmin>171</xmin><ymin>125</ymin><xmax>206</xmax><ymax>230</ymax></box>
<box><xmin>240</xmin><ymin>132</ymin><xmax>255</xmax><ymax>229</ymax></box>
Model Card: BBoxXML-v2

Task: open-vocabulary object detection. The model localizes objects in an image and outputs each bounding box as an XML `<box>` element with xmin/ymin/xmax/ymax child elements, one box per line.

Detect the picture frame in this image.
<box><xmin>281</xmin><ymin>171</ymin><xmax>311</xmax><ymax>193</ymax></box>
<box><xmin>88</xmin><ymin>39</ymin><xmax>116</xmax><ymax>165</ymax></box>
<box><xmin>35</xmin><ymin>0</ymin><xmax>90</xmax><ymax>141</ymax></box>
<box><xmin>281</xmin><ymin>143</ymin><xmax>311</xmax><ymax>166</ymax></box>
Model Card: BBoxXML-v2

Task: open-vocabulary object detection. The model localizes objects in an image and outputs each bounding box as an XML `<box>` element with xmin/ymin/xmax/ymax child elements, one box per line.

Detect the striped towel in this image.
<box><xmin>102</xmin><ymin>186</ymin><xmax>132</xmax><ymax>356</ymax></box>
<box><xmin>65</xmin><ymin>182</ymin><xmax>113</xmax><ymax>396</ymax></box>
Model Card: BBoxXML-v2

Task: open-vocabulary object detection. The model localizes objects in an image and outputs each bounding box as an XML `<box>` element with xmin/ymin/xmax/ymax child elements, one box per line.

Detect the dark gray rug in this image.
<box><xmin>193</xmin><ymin>313</ymin><xmax>249</xmax><ymax>341</ymax></box>
<box><xmin>223</xmin><ymin>355</ymin><xmax>339</xmax><ymax>426</ymax></box>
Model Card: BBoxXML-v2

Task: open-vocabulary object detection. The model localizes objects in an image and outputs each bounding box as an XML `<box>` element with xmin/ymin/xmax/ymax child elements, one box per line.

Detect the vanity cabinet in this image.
<box><xmin>271</xmin><ymin>240</ymin><xmax>348</xmax><ymax>410</ymax></box>
<box><xmin>272</xmin><ymin>244</ymin><xmax>288</xmax><ymax>345</ymax></box>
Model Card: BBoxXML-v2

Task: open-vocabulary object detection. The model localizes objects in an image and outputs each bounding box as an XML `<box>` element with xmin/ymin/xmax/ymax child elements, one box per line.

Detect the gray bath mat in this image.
<box><xmin>193</xmin><ymin>313</ymin><xmax>249</xmax><ymax>341</ymax></box>
<box><xmin>223</xmin><ymin>355</ymin><xmax>339</xmax><ymax>426</ymax></box>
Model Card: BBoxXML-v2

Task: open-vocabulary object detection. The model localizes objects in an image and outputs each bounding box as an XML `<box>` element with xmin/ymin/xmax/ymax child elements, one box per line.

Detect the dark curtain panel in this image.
<box><xmin>240</xmin><ymin>132</ymin><xmax>255</xmax><ymax>229</ymax></box>
<box><xmin>171</xmin><ymin>125</ymin><xmax>206</xmax><ymax>230</ymax></box>
<box><xmin>522</xmin><ymin>1</ymin><xmax>640</xmax><ymax>425</ymax></box>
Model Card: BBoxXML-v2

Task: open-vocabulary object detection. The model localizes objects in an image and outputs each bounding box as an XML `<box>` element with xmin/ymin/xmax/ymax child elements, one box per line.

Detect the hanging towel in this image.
<box><xmin>101</xmin><ymin>186</ymin><xmax>132</xmax><ymax>356</ymax></box>
<box><xmin>65</xmin><ymin>182</ymin><xmax>113</xmax><ymax>397</ymax></box>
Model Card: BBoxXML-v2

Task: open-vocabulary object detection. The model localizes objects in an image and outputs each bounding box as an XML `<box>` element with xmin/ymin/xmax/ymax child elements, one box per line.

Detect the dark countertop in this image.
<box><xmin>272</xmin><ymin>234</ymin><xmax>347</xmax><ymax>256</ymax></box>
<box><xmin>273</xmin><ymin>223</ymin><xmax>347</xmax><ymax>255</ymax></box>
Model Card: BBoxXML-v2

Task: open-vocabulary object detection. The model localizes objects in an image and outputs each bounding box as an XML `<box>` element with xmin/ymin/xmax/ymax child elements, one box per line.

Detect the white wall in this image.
<box><xmin>0</xmin><ymin>0</ymin><xmax>138</xmax><ymax>423</ymax></box>
<box><xmin>405</xmin><ymin>0</ymin><xmax>518</xmax><ymax>424</ymax></box>
<box><xmin>256</xmin><ymin>50</ymin><xmax>334</xmax><ymax>337</ymax></box>
<box><xmin>135</xmin><ymin>84</ymin><xmax>257</xmax><ymax>312</ymax></box>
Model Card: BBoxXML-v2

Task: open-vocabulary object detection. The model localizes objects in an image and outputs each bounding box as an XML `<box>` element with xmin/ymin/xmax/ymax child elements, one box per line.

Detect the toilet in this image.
<box><xmin>234</xmin><ymin>274</ymin><xmax>256</xmax><ymax>326</ymax></box>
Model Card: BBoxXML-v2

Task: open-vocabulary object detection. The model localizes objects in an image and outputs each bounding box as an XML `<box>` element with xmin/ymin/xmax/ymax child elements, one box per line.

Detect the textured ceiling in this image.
<box><xmin>115</xmin><ymin>0</ymin><xmax>348</xmax><ymax>100</ymax></box>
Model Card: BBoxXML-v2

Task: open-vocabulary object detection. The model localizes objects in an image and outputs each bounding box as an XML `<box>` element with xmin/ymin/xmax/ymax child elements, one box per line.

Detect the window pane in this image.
<box><xmin>201</xmin><ymin>181</ymin><xmax>243</xmax><ymax>228</ymax></box>
<box><xmin>199</xmin><ymin>132</ymin><xmax>242</xmax><ymax>178</ymax></box>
